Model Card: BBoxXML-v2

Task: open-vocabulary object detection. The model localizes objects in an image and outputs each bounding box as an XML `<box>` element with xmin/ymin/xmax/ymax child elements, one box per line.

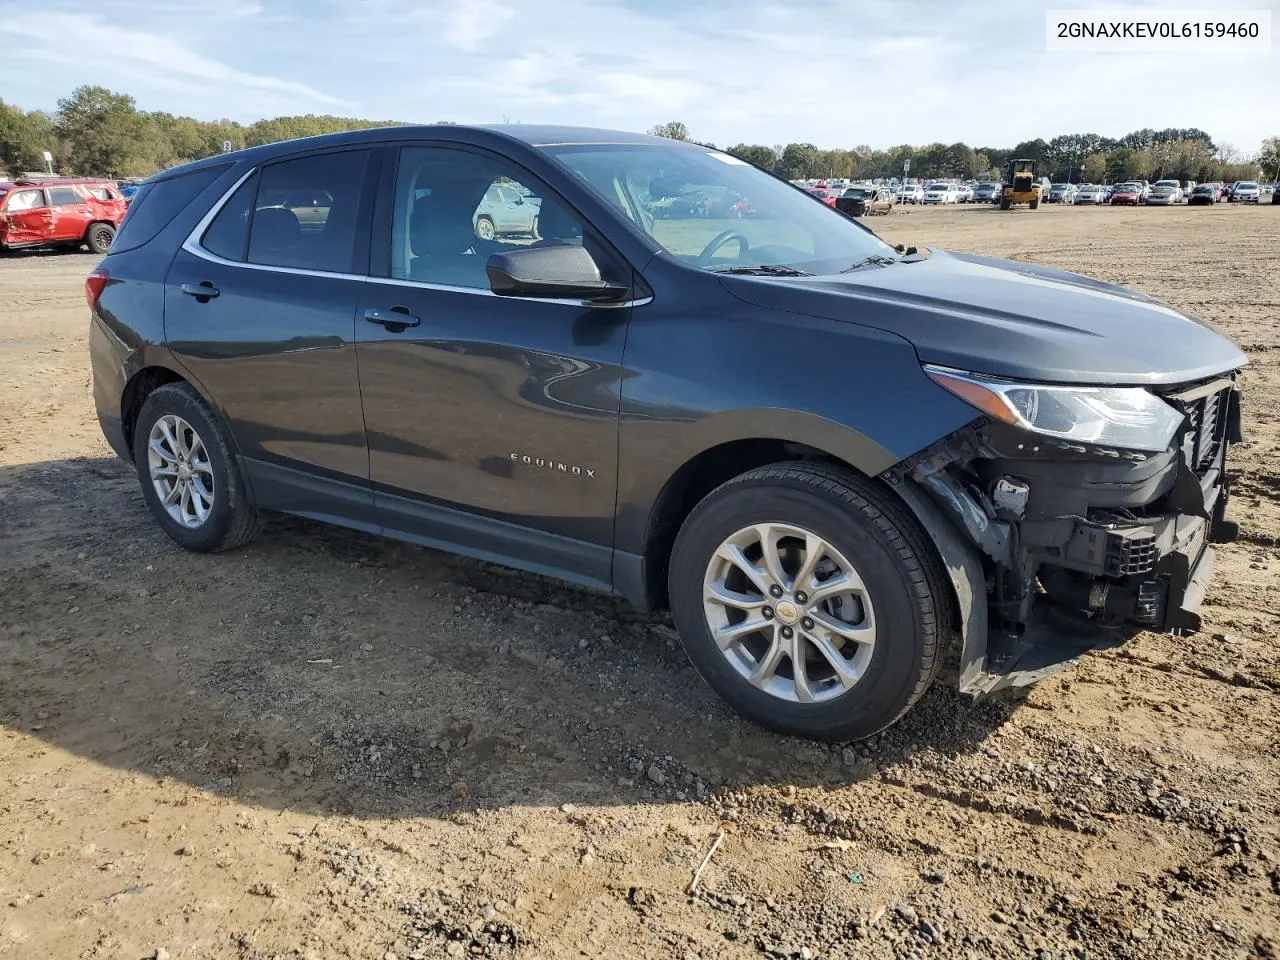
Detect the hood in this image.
<box><xmin>720</xmin><ymin>249</ymin><xmax>1247</xmax><ymax>386</ymax></box>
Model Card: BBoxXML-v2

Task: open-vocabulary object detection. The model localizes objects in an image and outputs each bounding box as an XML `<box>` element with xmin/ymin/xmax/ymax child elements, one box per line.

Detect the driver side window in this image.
<box><xmin>390</xmin><ymin>146</ymin><xmax>588</xmax><ymax>290</ymax></box>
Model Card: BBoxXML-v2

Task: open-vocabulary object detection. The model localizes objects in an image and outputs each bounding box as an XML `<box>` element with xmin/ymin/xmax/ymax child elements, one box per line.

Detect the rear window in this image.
<box><xmin>112</xmin><ymin>164</ymin><xmax>232</xmax><ymax>254</ymax></box>
<box><xmin>245</xmin><ymin>149</ymin><xmax>369</xmax><ymax>273</ymax></box>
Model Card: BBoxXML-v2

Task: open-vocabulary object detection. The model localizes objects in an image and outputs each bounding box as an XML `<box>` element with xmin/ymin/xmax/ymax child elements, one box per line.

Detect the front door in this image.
<box><xmin>1</xmin><ymin>189</ymin><xmax>55</xmax><ymax>246</ymax></box>
<box><xmin>355</xmin><ymin>144</ymin><xmax>633</xmax><ymax>588</ymax></box>
<box><xmin>164</xmin><ymin>147</ymin><xmax>379</xmax><ymax>521</ymax></box>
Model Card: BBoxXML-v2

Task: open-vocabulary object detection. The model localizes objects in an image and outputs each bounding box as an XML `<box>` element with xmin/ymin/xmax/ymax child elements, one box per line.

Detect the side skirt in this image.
<box><xmin>241</xmin><ymin>457</ymin><xmax>616</xmax><ymax>595</ymax></box>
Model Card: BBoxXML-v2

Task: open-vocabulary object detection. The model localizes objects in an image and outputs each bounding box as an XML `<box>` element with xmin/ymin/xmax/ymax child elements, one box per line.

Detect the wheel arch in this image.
<box><xmin>120</xmin><ymin>362</ymin><xmax>223</xmax><ymax>455</ymax></box>
<box><xmin>82</xmin><ymin>218</ymin><xmax>116</xmax><ymax>237</ymax></box>
<box><xmin>624</xmin><ymin>412</ymin><xmax>901</xmax><ymax>611</ymax></box>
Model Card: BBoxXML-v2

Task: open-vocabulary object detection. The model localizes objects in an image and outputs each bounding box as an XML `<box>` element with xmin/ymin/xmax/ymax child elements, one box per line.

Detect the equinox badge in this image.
<box><xmin>509</xmin><ymin>453</ymin><xmax>596</xmax><ymax>479</ymax></box>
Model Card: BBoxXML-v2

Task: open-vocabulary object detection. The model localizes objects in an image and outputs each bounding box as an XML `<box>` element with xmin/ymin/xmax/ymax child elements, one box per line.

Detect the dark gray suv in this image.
<box><xmin>88</xmin><ymin>125</ymin><xmax>1246</xmax><ymax>741</ymax></box>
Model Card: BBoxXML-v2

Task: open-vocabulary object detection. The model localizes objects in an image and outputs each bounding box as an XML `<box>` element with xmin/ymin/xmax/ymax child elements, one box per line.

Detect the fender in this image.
<box><xmin>613</xmin><ymin>406</ymin><xmax>897</xmax><ymax>555</ymax></box>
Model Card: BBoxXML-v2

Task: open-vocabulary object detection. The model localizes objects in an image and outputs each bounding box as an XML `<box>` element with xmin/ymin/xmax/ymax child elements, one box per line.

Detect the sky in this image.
<box><xmin>1</xmin><ymin>0</ymin><xmax>1276</xmax><ymax>154</ymax></box>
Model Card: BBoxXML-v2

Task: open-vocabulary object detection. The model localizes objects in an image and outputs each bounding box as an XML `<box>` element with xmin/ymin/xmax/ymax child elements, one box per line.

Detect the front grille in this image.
<box><xmin>1182</xmin><ymin>388</ymin><xmax>1228</xmax><ymax>473</ymax></box>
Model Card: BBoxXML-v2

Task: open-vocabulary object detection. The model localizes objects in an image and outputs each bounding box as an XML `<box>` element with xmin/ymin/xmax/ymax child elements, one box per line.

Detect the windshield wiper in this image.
<box><xmin>839</xmin><ymin>254</ymin><xmax>900</xmax><ymax>273</ymax></box>
<box><xmin>710</xmin><ymin>264</ymin><xmax>813</xmax><ymax>276</ymax></box>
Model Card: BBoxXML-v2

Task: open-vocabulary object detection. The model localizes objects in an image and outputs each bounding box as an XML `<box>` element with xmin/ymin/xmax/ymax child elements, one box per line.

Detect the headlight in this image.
<box><xmin>925</xmin><ymin>365</ymin><xmax>1183</xmax><ymax>453</ymax></box>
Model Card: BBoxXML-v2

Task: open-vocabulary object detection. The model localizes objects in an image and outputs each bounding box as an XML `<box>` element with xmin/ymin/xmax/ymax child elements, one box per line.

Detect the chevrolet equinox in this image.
<box><xmin>89</xmin><ymin>125</ymin><xmax>1246</xmax><ymax>741</ymax></box>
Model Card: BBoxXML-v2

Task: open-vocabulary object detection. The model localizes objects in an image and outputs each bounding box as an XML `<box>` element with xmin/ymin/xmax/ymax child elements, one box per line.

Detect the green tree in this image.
<box><xmin>1081</xmin><ymin>152</ymin><xmax>1108</xmax><ymax>184</ymax></box>
<box><xmin>1258</xmin><ymin>136</ymin><xmax>1280</xmax><ymax>180</ymax></box>
<box><xmin>776</xmin><ymin>142</ymin><xmax>818</xmax><ymax>179</ymax></box>
<box><xmin>55</xmin><ymin>86</ymin><xmax>161</xmax><ymax>176</ymax></box>
<box><xmin>646</xmin><ymin>121</ymin><xmax>689</xmax><ymax>141</ymax></box>
<box><xmin>0</xmin><ymin>100</ymin><xmax>56</xmax><ymax>173</ymax></box>
<box><xmin>1105</xmin><ymin>147</ymin><xmax>1140</xmax><ymax>183</ymax></box>
<box><xmin>1010</xmin><ymin>138</ymin><xmax>1049</xmax><ymax>165</ymax></box>
<box><xmin>725</xmin><ymin>143</ymin><xmax>778</xmax><ymax>170</ymax></box>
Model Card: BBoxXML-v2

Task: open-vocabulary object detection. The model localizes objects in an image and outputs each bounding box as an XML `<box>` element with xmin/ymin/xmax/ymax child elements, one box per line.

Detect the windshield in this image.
<box><xmin>1239</xmin><ymin>182</ymin><xmax>1258</xmax><ymax>188</ymax></box>
<box><xmin>544</xmin><ymin>143</ymin><xmax>897</xmax><ymax>274</ymax></box>
<box><xmin>843</xmin><ymin>188</ymin><xmax>870</xmax><ymax>198</ymax></box>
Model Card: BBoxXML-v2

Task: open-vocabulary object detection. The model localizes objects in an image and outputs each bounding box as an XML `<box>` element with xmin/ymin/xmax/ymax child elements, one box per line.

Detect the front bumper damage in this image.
<box><xmin>889</xmin><ymin>374</ymin><xmax>1243</xmax><ymax>695</ymax></box>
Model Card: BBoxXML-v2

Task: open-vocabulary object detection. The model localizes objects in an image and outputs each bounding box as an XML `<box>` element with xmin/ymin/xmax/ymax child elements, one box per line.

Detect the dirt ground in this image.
<box><xmin>1</xmin><ymin>203</ymin><xmax>1277</xmax><ymax>960</ymax></box>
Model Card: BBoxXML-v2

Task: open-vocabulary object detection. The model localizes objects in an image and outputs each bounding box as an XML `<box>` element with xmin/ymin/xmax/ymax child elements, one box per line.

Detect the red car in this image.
<box><xmin>806</xmin><ymin>187</ymin><xmax>839</xmax><ymax>207</ymax></box>
<box><xmin>0</xmin><ymin>178</ymin><xmax>127</xmax><ymax>254</ymax></box>
<box><xmin>1109</xmin><ymin>182</ymin><xmax>1143</xmax><ymax>206</ymax></box>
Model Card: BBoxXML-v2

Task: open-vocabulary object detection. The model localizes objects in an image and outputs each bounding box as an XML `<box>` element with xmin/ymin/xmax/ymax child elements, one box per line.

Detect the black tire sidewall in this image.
<box><xmin>133</xmin><ymin>385</ymin><xmax>241</xmax><ymax>552</ymax></box>
<box><xmin>670</xmin><ymin>478</ymin><xmax>932</xmax><ymax>741</ymax></box>
<box><xmin>87</xmin><ymin>223</ymin><xmax>116</xmax><ymax>254</ymax></box>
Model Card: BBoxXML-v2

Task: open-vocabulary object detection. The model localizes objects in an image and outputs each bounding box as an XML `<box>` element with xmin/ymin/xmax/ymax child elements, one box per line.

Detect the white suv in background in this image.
<box><xmin>923</xmin><ymin>182</ymin><xmax>960</xmax><ymax>204</ymax></box>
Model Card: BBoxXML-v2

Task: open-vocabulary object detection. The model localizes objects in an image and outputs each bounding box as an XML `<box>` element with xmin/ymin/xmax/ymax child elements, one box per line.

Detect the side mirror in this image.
<box><xmin>486</xmin><ymin>245</ymin><xmax>629</xmax><ymax>302</ymax></box>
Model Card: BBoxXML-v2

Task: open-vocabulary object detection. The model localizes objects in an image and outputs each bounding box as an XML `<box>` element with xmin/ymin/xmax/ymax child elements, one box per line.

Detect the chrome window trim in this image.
<box><xmin>181</xmin><ymin>163</ymin><xmax>650</xmax><ymax>310</ymax></box>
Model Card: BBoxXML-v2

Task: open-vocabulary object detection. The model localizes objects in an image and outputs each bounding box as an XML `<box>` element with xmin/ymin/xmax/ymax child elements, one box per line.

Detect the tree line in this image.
<box><xmin>646</xmin><ymin>123</ymin><xmax>1276</xmax><ymax>186</ymax></box>
<box><xmin>0</xmin><ymin>87</ymin><xmax>1274</xmax><ymax>187</ymax></box>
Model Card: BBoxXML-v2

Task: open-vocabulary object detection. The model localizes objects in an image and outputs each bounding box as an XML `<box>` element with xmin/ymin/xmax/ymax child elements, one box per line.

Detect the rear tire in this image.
<box><xmin>86</xmin><ymin>222</ymin><xmax>116</xmax><ymax>255</ymax></box>
<box><xmin>132</xmin><ymin>383</ymin><xmax>262</xmax><ymax>553</ymax></box>
<box><xmin>999</xmin><ymin>197</ymin><xmax>1011</xmax><ymax>210</ymax></box>
<box><xmin>668</xmin><ymin>462</ymin><xmax>950</xmax><ymax>741</ymax></box>
<box><xmin>475</xmin><ymin>216</ymin><xmax>496</xmax><ymax>241</ymax></box>
<box><xmin>1029</xmin><ymin>198</ymin><xmax>1040</xmax><ymax>209</ymax></box>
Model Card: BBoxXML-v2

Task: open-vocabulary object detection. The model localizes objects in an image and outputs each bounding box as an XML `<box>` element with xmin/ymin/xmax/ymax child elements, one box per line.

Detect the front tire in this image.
<box><xmin>475</xmin><ymin>216</ymin><xmax>496</xmax><ymax>241</ymax></box>
<box><xmin>668</xmin><ymin>463</ymin><xmax>950</xmax><ymax>741</ymax></box>
<box><xmin>133</xmin><ymin>383</ymin><xmax>261</xmax><ymax>553</ymax></box>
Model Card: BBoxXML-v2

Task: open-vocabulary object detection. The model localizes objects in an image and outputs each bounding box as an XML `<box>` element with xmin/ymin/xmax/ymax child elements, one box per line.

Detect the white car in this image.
<box><xmin>954</xmin><ymin>184</ymin><xmax>974</xmax><ymax>203</ymax></box>
<box><xmin>1147</xmin><ymin>180</ymin><xmax>1183</xmax><ymax>205</ymax></box>
<box><xmin>922</xmin><ymin>183</ymin><xmax>960</xmax><ymax>204</ymax></box>
<box><xmin>1232</xmin><ymin>181</ymin><xmax>1261</xmax><ymax>202</ymax></box>
<box><xmin>1073</xmin><ymin>184</ymin><xmax>1107</xmax><ymax>204</ymax></box>
<box><xmin>895</xmin><ymin>184</ymin><xmax>924</xmax><ymax>204</ymax></box>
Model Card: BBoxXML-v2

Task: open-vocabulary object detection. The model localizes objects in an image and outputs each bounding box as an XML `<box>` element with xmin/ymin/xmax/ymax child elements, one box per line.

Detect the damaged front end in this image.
<box><xmin>889</xmin><ymin>372</ymin><xmax>1243</xmax><ymax>695</ymax></box>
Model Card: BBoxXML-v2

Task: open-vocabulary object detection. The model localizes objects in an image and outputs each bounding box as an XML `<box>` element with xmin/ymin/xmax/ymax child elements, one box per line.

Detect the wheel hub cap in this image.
<box><xmin>702</xmin><ymin>522</ymin><xmax>877</xmax><ymax>704</ymax></box>
<box><xmin>147</xmin><ymin>414</ymin><xmax>214</xmax><ymax>529</ymax></box>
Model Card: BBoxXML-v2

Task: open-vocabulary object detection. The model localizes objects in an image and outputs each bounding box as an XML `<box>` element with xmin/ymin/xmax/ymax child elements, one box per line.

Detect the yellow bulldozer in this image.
<box><xmin>999</xmin><ymin>158</ymin><xmax>1042</xmax><ymax>210</ymax></box>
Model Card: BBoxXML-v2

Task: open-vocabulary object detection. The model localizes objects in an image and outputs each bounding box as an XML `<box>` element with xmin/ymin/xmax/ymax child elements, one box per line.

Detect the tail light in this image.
<box><xmin>85</xmin><ymin>268</ymin><xmax>109</xmax><ymax>311</ymax></box>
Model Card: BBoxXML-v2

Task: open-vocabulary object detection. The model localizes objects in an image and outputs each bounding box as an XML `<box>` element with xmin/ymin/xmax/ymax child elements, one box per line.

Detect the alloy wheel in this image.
<box><xmin>702</xmin><ymin>522</ymin><xmax>876</xmax><ymax>703</ymax></box>
<box><xmin>147</xmin><ymin>414</ymin><xmax>214</xmax><ymax>528</ymax></box>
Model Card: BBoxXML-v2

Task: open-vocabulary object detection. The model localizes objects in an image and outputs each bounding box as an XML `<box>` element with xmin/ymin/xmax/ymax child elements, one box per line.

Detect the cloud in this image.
<box><xmin>0</xmin><ymin>11</ymin><xmax>349</xmax><ymax>110</ymax></box>
<box><xmin>0</xmin><ymin>0</ymin><xmax>1275</xmax><ymax>153</ymax></box>
<box><xmin>441</xmin><ymin>0</ymin><xmax>514</xmax><ymax>51</ymax></box>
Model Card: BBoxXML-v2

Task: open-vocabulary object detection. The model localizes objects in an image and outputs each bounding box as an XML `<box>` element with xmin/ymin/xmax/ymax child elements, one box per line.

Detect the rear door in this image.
<box><xmin>164</xmin><ymin>147</ymin><xmax>381</xmax><ymax>522</ymax></box>
<box><xmin>45</xmin><ymin>185</ymin><xmax>92</xmax><ymax>243</ymax></box>
<box><xmin>1</xmin><ymin>189</ymin><xmax>54</xmax><ymax>245</ymax></box>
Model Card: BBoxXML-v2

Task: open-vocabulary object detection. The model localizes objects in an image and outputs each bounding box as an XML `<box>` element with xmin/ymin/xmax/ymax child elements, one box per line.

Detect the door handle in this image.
<box><xmin>364</xmin><ymin>306</ymin><xmax>421</xmax><ymax>329</ymax></box>
<box><xmin>181</xmin><ymin>281</ymin><xmax>220</xmax><ymax>301</ymax></box>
